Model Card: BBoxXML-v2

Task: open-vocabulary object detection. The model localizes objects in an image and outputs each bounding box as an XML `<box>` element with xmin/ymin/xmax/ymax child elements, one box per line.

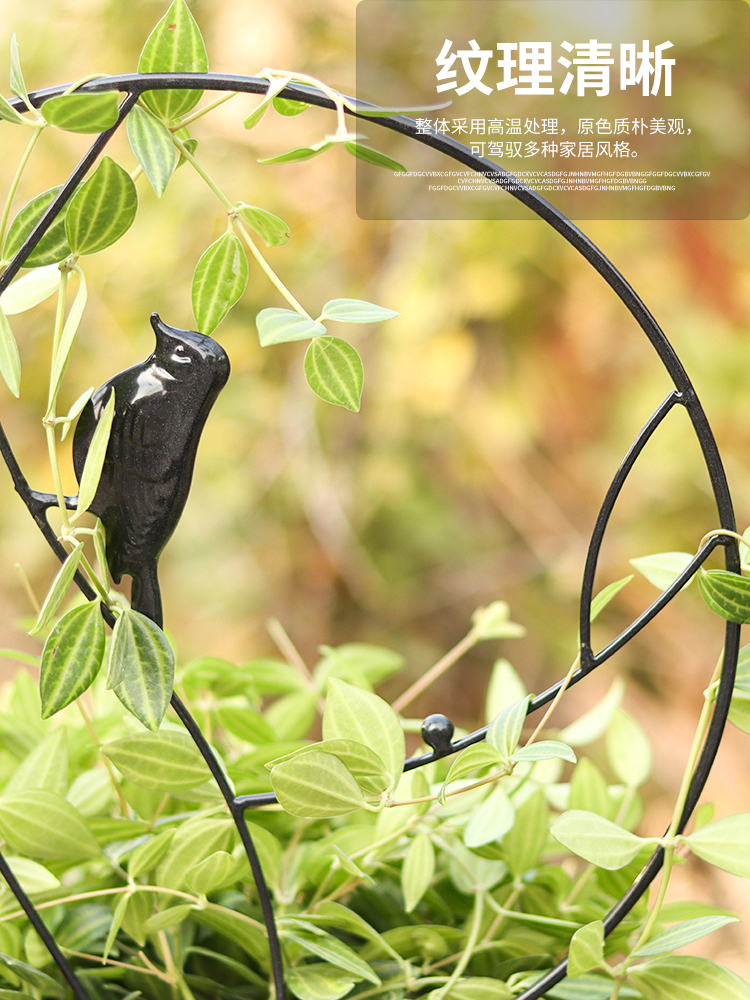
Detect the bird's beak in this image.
<box><xmin>150</xmin><ymin>312</ymin><xmax>171</xmax><ymax>347</ymax></box>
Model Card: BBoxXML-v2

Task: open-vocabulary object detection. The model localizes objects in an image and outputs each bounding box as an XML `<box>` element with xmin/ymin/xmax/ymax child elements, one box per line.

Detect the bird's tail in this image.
<box><xmin>131</xmin><ymin>565</ymin><xmax>163</xmax><ymax>628</ymax></box>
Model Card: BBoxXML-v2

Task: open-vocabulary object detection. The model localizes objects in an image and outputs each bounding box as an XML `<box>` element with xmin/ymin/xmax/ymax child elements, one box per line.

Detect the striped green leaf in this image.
<box><xmin>265</xmin><ymin>739</ymin><xmax>391</xmax><ymax>795</ymax></box>
<box><xmin>9</xmin><ymin>34</ymin><xmax>32</xmax><ymax>111</ymax></box>
<box><xmin>126</xmin><ymin>104</ymin><xmax>177</xmax><ymax>197</ymax></box>
<box><xmin>280</xmin><ymin>928</ymin><xmax>379</xmax><ymax>984</ymax></box>
<box><xmin>29</xmin><ymin>542</ymin><xmax>84</xmax><ymax>637</ymax></box>
<box><xmin>4</xmin><ymin>728</ymin><xmax>68</xmax><ymax>796</ymax></box>
<box><xmin>272</xmin><ymin>96</ymin><xmax>309</xmax><ymax>116</ymax></box>
<box><xmin>590</xmin><ymin>575</ymin><xmax>633</xmax><ymax>621</ymax></box>
<box><xmin>103</xmin><ymin>731</ymin><xmax>208</xmax><ymax>791</ymax></box>
<box><xmin>43</xmin><ymin>92</ymin><xmax>119</xmax><ymax>133</ymax></box>
<box><xmin>427</xmin><ymin>979</ymin><xmax>513</xmax><ymax>1000</ymax></box>
<box><xmin>65</xmin><ymin>157</ymin><xmax>137</xmax><ymax>255</ymax></box>
<box><xmin>464</xmin><ymin>784</ymin><xmax>515</xmax><ymax>847</ymax></box>
<box><xmin>104</xmin><ymin>893</ymin><xmax>129</xmax><ymax>962</ymax></box>
<box><xmin>634</xmin><ymin>915</ymin><xmax>739</xmax><ymax>957</ymax></box>
<box><xmin>236</xmin><ymin>203</ymin><xmax>290</xmax><ymax>246</ymax></box>
<box><xmin>551</xmin><ymin>810</ymin><xmax>656</xmax><ymax>869</ymax></box>
<box><xmin>128</xmin><ymin>828</ymin><xmax>176</xmax><ymax>878</ymax></box>
<box><xmin>243</xmin><ymin>75</ymin><xmax>291</xmax><ymax>130</ymax></box>
<box><xmin>0</xmin><ymin>954</ymin><xmax>64</xmax><ymax>996</ymax></box>
<box><xmin>323</xmin><ymin>678</ymin><xmax>405</xmax><ymax>786</ymax></box>
<box><xmin>0</xmin><ymin>789</ymin><xmax>100</xmax><ymax>860</ymax></box>
<box><xmin>631</xmin><ymin>551</ymin><xmax>695</xmax><ymax>591</ymax></box>
<box><xmin>318</xmin><ymin>298</ymin><xmax>399</xmax><ymax>324</ymax></box>
<box><xmin>108</xmin><ymin>609</ymin><xmax>175</xmax><ymax>730</ymax></box>
<box><xmin>143</xmin><ymin>904</ymin><xmax>194</xmax><ymax>933</ymax></box>
<box><xmin>441</xmin><ymin>744</ymin><xmax>503</xmax><ymax>800</ymax></box>
<box><xmin>568</xmin><ymin>920</ymin><xmax>605</xmax><ymax>977</ymax></box>
<box><xmin>402</xmin><ymin>832</ymin><xmax>435</xmax><ymax>911</ymax></box>
<box><xmin>192</xmin><ymin>903</ymin><xmax>269</xmax><ymax>967</ymax></box>
<box><xmin>156</xmin><ymin>817</ymin><xmax>233</xmax><ymax>890</ymax></box>
<box><xmin>511</xmin><ymin>740</ymin><xmax>576</xmax><ymax>764</ymax></box>
<box><xmin>682</xmin><ymin>812</ymin><xmax>750</xmax><ymax>876</ymax></box>
<box><xmin>270</xmin><ymin>750</ymin><xmax>367</xmax><ymax>817</ymax></box>
<box><xmin>184</xmin><ymin>850</ymin><xmax>235</xmax><ymax>894</ymax></box>
<box><xmin>0</xmin><ymin>93</ymin><xmax>25</xmax><ymax>125</ymax></box>
<box><xmin>3</xmin><ymin>857</ymin><xmax>59</xmax><ymax>895</ymax></box>
<box><xmin>304</xmin><ymin>336</ymin><xmax>363</xmax><ymax>411</ymax></box>
<box><xmin>486</xmin><ymin>695</ymin><xmax>530</xmax><ymax>761</ymax></box>
<box><xmin>138</xmin><ymin>0</ymin><xmax>208</xmax><ymax>122</ymax></box>
<box><xmin>3</xmin><ymin>186</ymin><xmax>71</xmax><ymax>267</ymax></box>
<box><xmin>502</xmin><ymin>789</ymin><xmax>549</xmax><ymax>877</ymax></box>
<box><xmin>0</xmin><ymin>263</ymin><xmax>60</xmax><ymax>315</ymax></box>
<box><xmin>74</xmin><ymin>387</ymin><xmax>115</xmax><ymax>517</ymax></box>
<box><xmin>258</xmin><ymin>141</ymin><xmax>334</xmax><ymax>164</ymax></box>
<box><xmin>698</xmin><ymin>569</ymin><xmax>750</xmax><ymax>624</ymax></box>
<box><xmin>48</xmin><ymin>267</ymin><xmax>87</xmax><ymax>410</ymax></box>
<box><xmin>256</xmin><ymin>307</ymin><xmax>325</xmax><ymax>346</ymax></box>
<box><xmin>192</xmin><ymin>231</ymin><xmax>248</xmax><ymax>334</ymax></box>
<box><xmin>630</xmin><ymin>956</ymin><xmax>750</xmax><ymax>1000</ymax></box>
<box><xmin>0</xmin><ymin>305</ymin><xmax>20</xmax><ymax>397</ymax></box>
<box><xmin>285</xmin><ymin>965</ymin><xmax>357</xmax><ymax>1000</ymax></box>
<box><xmin>344</xmin><ymin>142</ymin><xmax>407</xmax><ymax>173</ymax></box>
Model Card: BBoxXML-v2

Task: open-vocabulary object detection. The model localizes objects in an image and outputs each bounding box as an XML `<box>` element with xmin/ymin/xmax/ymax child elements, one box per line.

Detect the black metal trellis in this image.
<box><xmin>0</xmin><ymin>73</ymin><xmax>742</xmax><ymax>1000</ymax></box>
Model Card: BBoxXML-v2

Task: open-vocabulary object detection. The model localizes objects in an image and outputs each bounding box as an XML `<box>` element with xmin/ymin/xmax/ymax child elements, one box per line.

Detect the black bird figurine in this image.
<box><xmin>72</xmin><ymin>312</ymin><xmax>230</xmax><ymax>627</ymax></box>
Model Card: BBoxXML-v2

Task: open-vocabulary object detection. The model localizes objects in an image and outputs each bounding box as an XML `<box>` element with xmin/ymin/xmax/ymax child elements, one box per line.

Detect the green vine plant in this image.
<box><xmin>0</xmin><ymin>0</ymin><xmax>428</xmax><ymax>732</ymax></box>
<box><xmin>0</xmin><ymin>4</ymin><xmax>749</xmax><ymax>1000</ymax></box>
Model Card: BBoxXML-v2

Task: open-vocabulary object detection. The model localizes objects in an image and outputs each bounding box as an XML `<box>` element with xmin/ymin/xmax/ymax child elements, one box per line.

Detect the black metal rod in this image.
<box><xmin>0</xmin><ymin>850</ymin><xmax>91</xmax><ymax>1000</ymax></box>
<box><xmin>524</xmin><ymin>618</ymin><xmax>742</xmax><ymax>1000</ymax></box>
<box><xmin>170</xmin><ymin>693</ymin><xmax>286</xmax><ymax>1000</ymax></box>
<box><xmin>0</xmin><ymin>91</ymin><xmax>139</xmax><ymax>296</ymax></box>
<box><xmin>579</xmin><ymin>391</ymin><xmax>681</xmax><ymax>662</ymax></box>
<box><xmin>0</xmin><ymin>73</ymin><xmax>741</xmax><ymax>999</ymax></box>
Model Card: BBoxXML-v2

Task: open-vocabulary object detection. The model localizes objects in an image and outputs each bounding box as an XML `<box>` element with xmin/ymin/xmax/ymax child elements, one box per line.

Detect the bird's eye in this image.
<box><xmin>171</xmin><ymin>344</ymin><xmax>191</xmax><ymax>364</ymax></box>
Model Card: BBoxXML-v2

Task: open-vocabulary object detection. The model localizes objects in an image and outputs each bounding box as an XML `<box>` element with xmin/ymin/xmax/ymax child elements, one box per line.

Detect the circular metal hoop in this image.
<box><xmin>0</xmin><ymin>74</ymin><xmax>741</xmax><ymax>1000</ymax></box>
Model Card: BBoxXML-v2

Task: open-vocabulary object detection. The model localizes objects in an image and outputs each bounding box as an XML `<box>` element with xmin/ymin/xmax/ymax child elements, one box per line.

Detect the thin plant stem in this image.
<box><xmin>156</xmin><ymin>929</ymin><xmax>179</xmax><ymax>984</ymax></box>
<box><xmin>259</xmin><ymin>67</ymin><xmax>349</xmax><ymax>136</ymax></box>
<box><xmin>391</xmin><ymin>766</ymin><xmax>509</xmax><ymax>809</ymax></box>
<box><xmin>75</xmin><ymin>550</ymin><xmax>110</xmax><ymax>602</ymax></box>
<box><xmin>391</xmin><ymin>628</ymin><xmax>478</xmax><ymax>715</ymax></box>
<box><xmin>622</xmin><ymin>654</ymin><xmax>723</xmax><ymax>963</ymax></box>
<box><xmin>0</xmin><ymin>126</ymin><xmax>43</xmax><ymax>252</ymax></box>
<box><xmin>699</xmin><ymin>528</ymin><xmax>748</xmax><ymax>553</ymax></box>
<box><xmin>266</xmin><ymin>617</ymin><xmax>314</xmax><ymax>686</ymax></box>
<box><xmin>525</xmin><ymin>653</ymin><xmax>580</xmax><ymax>746</ymax></box>
<box><xmin>481</xmin><ymin>885</ymin><xmax>521</xmax><ymax>944</ymax></box>
<box><xmin>14</xmin><ymin>563</ymin><xmax>40</xmax><ymax>615</ymax></box>
<box><xmin>61</xmin><ymin>949</ymin><xmax>171</xmax><ymax>980</ymax></box>
<box><xmin>0</xmin><ymin>884</ymin><xmax>200</xmax><ymax>925</ymax></box>
<box><xmin>170</xmin><ymin>130</ymin><xmax>312</xmax><ymax>318</ymax></box>
<box><xmin>433</xmin><ymin>890</ymin><xmax>485</xmax><ymax>999</ymax></box>
<box><xmin>233</xmin><ymin>215</ymin><xmax>312</xmax><ymax>317</ymax></box>
<box><xmin>173</xmin><ymin>90</ymin><xmax>238</xmax><ymax>130</ymax></box>
<box><xmin>75</xmin><ymin>699</ymin><xmax>131</xmax><ymax>817</ymax></box>
<box><xmin>43</xmin><ymin>269</ymin><xmax>71</xmax><ymax>532</ymax></box>
<box><xmin>171</xmin><ymin>131</ymin><xmax>233</xmax><ymax>209</ymax></box>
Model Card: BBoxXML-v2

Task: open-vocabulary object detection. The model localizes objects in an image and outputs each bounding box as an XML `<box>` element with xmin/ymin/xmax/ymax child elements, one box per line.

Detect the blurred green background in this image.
<box><xmin>1</xmin><ymin>0</ymin><xmax>750</xmax><ymax>971</ymax></box>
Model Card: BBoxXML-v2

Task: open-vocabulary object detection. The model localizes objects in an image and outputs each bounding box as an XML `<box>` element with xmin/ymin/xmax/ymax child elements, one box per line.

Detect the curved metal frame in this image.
<box><xmin>0</xmin><ymin>73</ymin><xmax>741</xmax><ymax>1000</ymax></box>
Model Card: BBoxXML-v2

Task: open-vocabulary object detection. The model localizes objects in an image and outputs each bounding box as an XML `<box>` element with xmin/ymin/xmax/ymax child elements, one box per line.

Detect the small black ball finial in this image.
<box><xmin>421</xmin><ymin>713</ymin><xmax>455</xmax><ymax>756</ymax></box>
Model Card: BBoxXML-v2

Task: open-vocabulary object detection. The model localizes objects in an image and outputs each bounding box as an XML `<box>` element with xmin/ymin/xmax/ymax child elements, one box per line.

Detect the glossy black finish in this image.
<box><xmin>72</xmin><ymin>313</ymin><xmax>230</xmax><ymax>627</ymax></box>
<box><xmin>0</xmin><ymin>75</ymin><xmax>742</xmax><ymax>1000</ymax></box>
<box><xmin>421</xmin><ymin>713</ymin><xmax>455</xmax><ymax>756</ymax></box>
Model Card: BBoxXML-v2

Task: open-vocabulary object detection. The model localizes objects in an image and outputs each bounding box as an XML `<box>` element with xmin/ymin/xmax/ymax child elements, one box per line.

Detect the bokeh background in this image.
<box><xmin>1</xmin><ymin>0</ymin><xmax>750</xmax><ymax>974</ymax></box>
